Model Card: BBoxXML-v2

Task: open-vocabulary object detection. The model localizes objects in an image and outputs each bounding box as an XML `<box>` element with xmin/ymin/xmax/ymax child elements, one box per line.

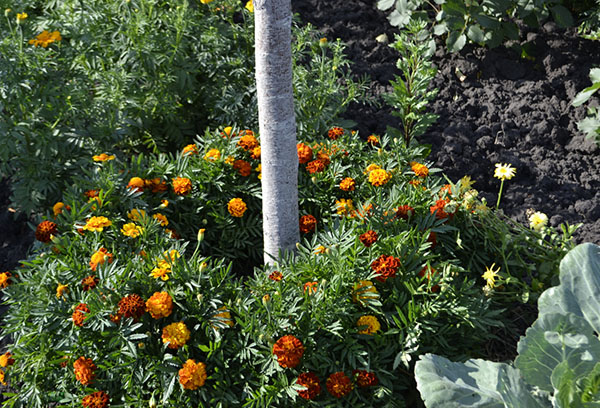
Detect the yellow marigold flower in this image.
<box><xmin>127</xmin><ymin>176</ymin><xmax>145</xmax><ymax>192</ymax></box>
<box><xmin>0</xmin><ymin>353</ymin><xmax>14</xmax><ymax>368</ymax></box>
<box><xmin>356</xmin><ymin>315</ymin><xmax>381</xmax><ymax>335</ymax></box>
<box><xmin>212</xmin><ymin>306</ymin><xmax>234</xmax><ymax>329</ymax></box>
<box><xmin>121</xmin><ymin>222</ymin><xmax>143</xmax><ymax>238</ymax></box>
<box><xmin>152</xmin><ymin>213</ymin><xmax>168</xmax><ymax>227</ymax></box>
<box><xmin>179</xmin><ymin>360</ymin><xmax>207</xmax><ymax>390</ymax></box>
<box><xmin>339</xmin><ymin>177</ymin><xmax>356</xmax><ymax>191</ymax></box>
<box><xmin>245</xmin><ymin>0</ymin><xmax>253</xmax><ymax>12</ymax></box>
<box><xmin>16</xmin><ymin>12</ymin><xmax>27</xmax><ymax>22</ymax></box>
<box><xmin>529</xmin><ymin>211</ymin><xmax>548</xmax><ymax>232</ymax></box>
<box><xmin>127</xmin><ymin>208</ymin><xmax>146</xmax><ymax>221</ymax></box>
<box><xmin>251</xmin><ymin>146</ymin><xmax>261</xmax><ymax>160</ymax></box>
<box><xmin>146</xmin><ymin>292</ymin><xmax>173</xmax><ymax>319</ymax></box>
<box><xmin>352</xmin><ymin>281</ymin><xmax>378</xmax><ymax>304</ymax></box>
<box><xmin>172</xmin><ymin>177</ymin><xmax>192</xmax><ymax>196</ymax></box>
<box><xmin>164</xmin><ymin>249</ymin><xmax>181</xmax><ymax>262</ymax></box>
<box><xmin>223</xmin><ymin>126</ymin><xmax>233</xmax><ymax>137</ymax></box>
<box><xmin>228</xmin><ymin>198</ymin><xmax>247</xmax><ymax>217</ymax></box>
<box><xmin>0</xmin><ymin>272</ymin><xmax>11</xmax><ymax>289</ymax></box>
<box><xmin>319</xmin><ymin>37</ymin><xmax>328</xmax><ymax>46</ymax></box>
<box><xmin>410</xmin><ymin>162</ymin><xmax>429</xmax><ymax>177</ymax></box>
<box><xmin>368</xmin><ymin>169</ymin><xmax>391</xmax><ymax>186</ymax></box>
<box><xmin>56</xmin><ymin>283</ymin><xmax>69</xmax><ymax>299</ymax></box>
<box><xmin>29</xmin><ymin>30</ymin><xmax>62</xmax><ymax>47</ymax></box>
<box><xmin>494</xmin><ymin>163</ymin><xmax>516</xmax><ymax>180</ymax></box>
<box><xmin>151</xmin><ymin>266</ymin><xmax>171</xmax><ymax>281</ymax></box>
<box><xmin>89</xmin><ymin>248</ymin><xmax>113</xmax><ymax>271</ymax></box>
<box><xmin>162</xmin><ymin>322</ymin><xmax>190</xmax><ymax>349</ymax></box>
<box><xmin>83</xmin><ymin>216</ymin><xmax>112</xmax><ymax>232</ymax></box>
<box><xmin>200</xmin><ymin>0</ymin><xmax>214</xmax><ymax>3</ymax></box>
<box><xmin>363</xmin><ymin>163</ymin><xmax>381</xmax><ymax>174</ymax></box>
<box><xmin>159</xmin><ymin>199</ymin><xmax>169</xmax><ymax>209</ymax></box>
<box><xmin>182</xmin><ymin>144</ymin><xmax>198</xmax><ymax>156</ymax></box>
<box><xmin>314</xmin><ymin>245</ymin><xmax>327</xmax><ymax>254</ymax></box>
<box><xmin>53</xmin><ymin>202</ymin><xmax>66</xmax><ymax>216</ymax></box>
<box><xmin>336</xmin><ymin>198</ymin><xmax>354</xmax><ymax>216</ymax></box>
<box><xmin>92</xmin><ymin>153</ymin><xmax>115</xmax><ymax>162</ymax></box>
<box><xmin>482</xmin><ymin>263</ymin><xmax>500</xmax><ymax>288</ymax></box>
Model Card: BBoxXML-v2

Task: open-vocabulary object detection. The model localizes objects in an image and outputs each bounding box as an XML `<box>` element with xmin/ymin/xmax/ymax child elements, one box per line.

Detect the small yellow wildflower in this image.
<box><xmin>494</xmin><ymin>163</ymin><xmax>516</xmax><ymax>180</ymax></box>
<box><xmin>529</xmin><ymin>211</ymin><xmax>548</xmax><ymax>232</ymax></box>
<box><xmin>482</xmin><ymin>263</ymin><xmax>500</xmax><ymax>288</ymax></box>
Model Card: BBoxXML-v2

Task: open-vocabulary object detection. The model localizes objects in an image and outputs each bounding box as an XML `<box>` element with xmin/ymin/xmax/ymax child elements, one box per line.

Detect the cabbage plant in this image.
<box><xmin>414</xmin><ymin>242</ymin><xmax>600</xmax><ymax>407</ymax></box>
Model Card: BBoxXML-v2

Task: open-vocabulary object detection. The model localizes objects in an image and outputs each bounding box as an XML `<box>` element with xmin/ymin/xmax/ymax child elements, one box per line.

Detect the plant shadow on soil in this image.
<box><xmin>0</xmin><ymin>0</ymin><xmax>599</xmax><ymax>404</ymax></box>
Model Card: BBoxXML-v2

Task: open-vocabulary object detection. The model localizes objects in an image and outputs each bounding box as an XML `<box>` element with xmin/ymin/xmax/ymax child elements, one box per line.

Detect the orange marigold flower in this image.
<box><xmin>303</xmin><ymin>281</ymin><xmax>318</xmax><ymax>295</ymax></box>
<box><xmin>364</xmin><ymin>163</ymin><xmax>381</xmax><ymax>174</ymax></box>
<box><xmin>172</xmin><ymin>177</ymin><xmax>192</xmax><ymax>196</ymax></box>
<box><xmin>179</xmin><ymin>359</ymin><xmax>207</xmax><ymax>390</ymax></box>
<box><xmin>81</xmin><ymin>391</ymin><xmax>109</xmax><ymax>408</ymax></box>
<box><xmin>237</xmin><ymin>133</ymin><xmax>259</xmax><ymax>151</ymax></box>
<box><xmin>371</xmin><ymin>254</ymin><xmax>401</xmax><ymax>283</ymax></box>
<box><xmin>73</xmin><ymin>356</ymin><xmax>96</xmax><ymax>385</ymax></box>
<box><xmin>29</xmin><ymin>30</ymin><xmax>62</xmax><ymax>48</ymax></box>
<box><xmin>72</xmin><ymin>303</ymin><xmax>90</xmax><ymax>327</ymax></box>
<box><xmin>356</xmin><ymin>315</ymin><xmax>381</xmax><ymax>335</ymax></box>
<box><xmin>419</xmin><ymin>266</ymin><xmax>439</xmax><ymax>292</ymax></box>
<box><xmin>0</xmin><ymin>369</ymin><xmax>5</xmax><ymax>386</ymax></box>
<box><xmin>90</xmin><ymin>248</ymin><xmax>113</xmax><ymax>272</ymax></box>
<box><xmin>250</xmin><ymin>146</ymin><xmax>261</xmax><ymax>160</ymax></box>
<box><xmin>127</xmin><ymin>177</ymin><xmax>145</xmax><ymax>192</ymax></box>
<box><xmin>306</xmin><ymin>159</ymin><xmax>326</xmax><ymax>174</ymax></box>
<box><xmin>297</xmin><ymin>143</ymin><xmax>314</xmax><ymax>164</ymax></box>
<box><xmin>92</xmin><ymin>153</ymin><xmax>115</xmax><ymax>162</ymax></box>
<box><xmin>127</xmin><ymin>208</ymin><xmax>146</xmax><ymax>221</ymax></box>
<box><xmin>84</xmin><ymin>189</ymin><xmax>99</xmax><ymax>199</ymax></box>
<box><xmin>366</xmin><ymin>134</ymin><xmax>379</xmax><ymax>145</ymax></box>
<box><xmin>227</xmin><ymin>198</ymin><xmax>247</xmax><ymax>217</ymax></box>
<box><xmin>56</xmin><ymin>283</ymin><xmax>69</xmax><ymax>299</ymax></box>
<box><xmin>411</xmin><ymin>161</ymin><xmax>429</xmax><ymax>177</ymax></box>
<box><xmin>299</xmin><ymin>214</ymin><xmax>317</xmax><ymax>234</ymax></box>
<box><xmin>144</xmin><ymin>178</ymin><xmax>168</xmax><ymax>193</ymax></box>
<box><xmin>152</xmin><ymin>213</ymin><xmax>168</xmax><ymax>227</ymax></box>
<box><xmin>204</xmin><ymin>148</ymin><xmax>221</xmax><ymax>162</ymax></box>
<box><xmin>353</xmin><ymin>369</ymin><xmax>378</xmax><ymax>388</ymax></box>
<box><xmin>0</xmin><ymin>353</ymin><xmax>14</xmax><ymax>368</ymax></box>
<box><xmin>326</xmin><ymin>371</ymin><xmax>353</xmax><ymax>398</ymax></box>
<box><xmin>297</xmin><ymin>372</ymin><xmax>321</xmax><ymax>400</ymax></box>
<box><xmin>352</xmin><ymin>280</ymin><xmax>378</xmax><ymax>304</ymax></box>
<box><xmin>395</xmin><ymin>205</ymin><xmax>414</xmax><ymax>221</ymax></box>
<box><xmin>430</xmin><ymin>199</ymin><xmax>451</xmax><ymax>220</ymax></box>
<box><xmin>316</xmin><ymin>151</ymin><xmax>331</xmax><ymax>166</ymax></box>
<box><xmin>162</xmin><ymin>322</ymin><xmax>190</xmax><ymax>349</ymax></box>
<box><xmin>368</xmin><ymin>169</ymin><xmax>391</xmax><ymax>186</ymax></box>
<box><xmin>35</xmin><ymin>220</ymin><xmax>57</xmax><ymax>243</ymax></box>
<box><xmin>359</xmin><ymin>230</ymin><xmax>378</xmax><ymax>247</ymax></box>
<box><xmin>81</xmin><ymin>275</ymin><xmax>99</xmax><ymax>291</ymax></box>
<box><xmin>118</xmin><ymin>294</ymin><xmax>146</xmax><ymax>320</ymax></box>
<box><xmin>269</xmin><ymin>271</ymin><xmax>283</xmax><ymax>281</ymax></box>
<box><xmin>0</xmin><ymin>272</ymin><xmax>12</xmax><ymax>289</ymax></box>
<box><xmin>328</xmin><ymin>126</ymin><xmax>344</xmax><ymax>140</ymax></box>
<box><xmin>83</xmin><ymin>216</ymin><xmax>112</xmax><ymax>232</ymax></box>
<box><xmin>53</xmin><ymin>202</ymin><xmax>69</xmax><ymax>216</ymax></box>
<box><xmin>182</xmin><ymin>144</ymin><xmax>199</xmax><ymax>156</ymax></box>
<box><xmin>439</xmin><ymin>183</ymin><xmax>453</xmax><ymax>197</ymax></box>
<box><xmin>121</xmin><ymin>222</ymin><xmax>143</xmax><ymax>238</ymax></box>
<box><xmin>146</xmin><ymin>292</ymin><xmax>173</xmax><ymax>319</ymax></box>
<box><xmin>272</xmin><ymin>335</ymin><xmax>304</xmax><ymax>368</ymax></box>
<box><xmin>339</xmin><ymin>177</ymin><xmax>356</xmax><ymax>191</ymax></box>
<box><xmin>233</xmin><ymin>159</ymin><xmax>252</xmax><ymax>177</ymax></box>
<box><xmin>212</xmin><ymin>306</ymin><xmax>234</xmax><ymax>329</ymax></box>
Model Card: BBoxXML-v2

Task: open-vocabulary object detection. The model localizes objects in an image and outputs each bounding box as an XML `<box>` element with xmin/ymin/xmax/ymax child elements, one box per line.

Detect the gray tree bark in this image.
<box><xmin>254</xmin><ymin>0</ymin><xmax>299</xmax><ymax>265</ymax></box>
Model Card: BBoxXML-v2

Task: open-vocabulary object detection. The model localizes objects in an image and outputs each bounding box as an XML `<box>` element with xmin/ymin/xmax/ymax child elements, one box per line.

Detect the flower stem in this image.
<box><xmin>496</xmin><ymin>179</ymin><xmax>505</xmax><ymax>209</ymax></box>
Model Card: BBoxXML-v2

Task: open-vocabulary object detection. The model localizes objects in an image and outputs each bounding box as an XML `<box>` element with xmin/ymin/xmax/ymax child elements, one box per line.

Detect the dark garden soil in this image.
<box><xmin>292</xmin><ymin>0</ymin><xmax>600</xmax><ymax>247</ymax></box>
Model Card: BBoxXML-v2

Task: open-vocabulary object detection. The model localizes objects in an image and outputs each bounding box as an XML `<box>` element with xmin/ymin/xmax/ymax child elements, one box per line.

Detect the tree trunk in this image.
<box><xmin>254</xmin><ymin>0</ymin><xmax>299</xmax><ymax>265</ymax></box>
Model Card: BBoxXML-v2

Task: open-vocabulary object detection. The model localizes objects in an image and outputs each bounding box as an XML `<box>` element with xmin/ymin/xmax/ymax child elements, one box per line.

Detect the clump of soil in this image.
<box><xmin>292</xmin><ymin>0</ymin><xmax>600</xmax><ymax>246</ymax></box>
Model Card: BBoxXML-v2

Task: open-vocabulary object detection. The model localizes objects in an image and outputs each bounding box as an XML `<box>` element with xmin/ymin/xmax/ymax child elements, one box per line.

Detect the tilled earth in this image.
<box><xmin>292</xmin><ymin>0</ymin><xmax>600</xmax><ymax>246</ymax></box>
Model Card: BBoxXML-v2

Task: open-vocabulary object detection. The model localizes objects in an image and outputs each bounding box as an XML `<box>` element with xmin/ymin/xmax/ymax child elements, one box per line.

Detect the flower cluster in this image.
<box><xmin>72</xmin><ymin>303</ymin><xmax>90</xmax><ymax>327</ymax></box>
<box><xmin>83</xmin><ymin>216</ymin><xmax>112</xmax><ymax>232</ymax></box>
<box><xmin>172</xmin><ymin>177</ymin><xmax>192</xmax><ymax>196</ymax></box>
<box><xmin>326</xmin><ymin>371</ymin><xmax>353</xmax><ymax>398</ymax></box>
<box><xmin>359</xmin><ymin>230</ymin><xmax>378</xmax><ymax>247</ymax></box>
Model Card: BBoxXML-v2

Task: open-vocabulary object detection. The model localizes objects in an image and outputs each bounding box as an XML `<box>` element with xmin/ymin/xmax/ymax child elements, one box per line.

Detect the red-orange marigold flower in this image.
<box><xmin>84</xmin><ymin>189</ymin><xmax>99</xmax><ymax>199</ymax></box>
<box><xmin>0</xmin><ymin>353</ymin><xmax>14</xmax><ymax>368</ymax></box>
<box><xmin>90</xmin><ymin>248</ymin><xmax>113</xmax><ymax>272</ymax></box>
<box><xmin>73</xmin><ymin>357</ymin><xmax>96</xmax><ymax>385</ymax></box>
<box><xmin>328</xmin><ymin>126</ymin><xmax>344</xmax><ymax>140</ymax></box>
<box><xmin>303</xmin><ymin>281</ymin><xmax>318</xmax><ymax>295</ymax></box>
<box><xmin>182</xmin><ymin>144</ymin><xmax>198</xmax><ymax>156</ymax></box>
<box><xmin>272</xmin><ymin>335</ymin><xmax>305</xmax><ymax>368</ymax></box>
<box><xmin>430</xmin><ymin>199</ymin><xmax>451</xmax><ymax>220</ymax></box>
<box><xmin>297</xmin><ymin>372</ymin><xmax>321</xmax><ymax>400</ymax></box>
<box><xmin>316</xmin><ymin>152</ymin><xmax>331</xmax><ymax>166</ymax></box>
<box><xmin>172</xmin><ymin>177</ymin><xmax>192</xmax><ymax>196</ymax></box>
<box><xmin>371</xmin><ymin>254</ymin><xmax>401</xmax><ymax>283</ymax></box>
<box><xmin>35</xmin><ymin>220</ymin><xmax>57</xmax><ymax>243</ymax></box>
<box><xmin>411</xmin><ymin>161</ymin><xmax>429</xmax><ymax>177</ymax></box>
<box><xmin>306</xmin><ymin>159</ymin><xmax>326</xmax><ymax>174</ymax></box>
<box><xmin>81</xmin><ymin>391</ymin><xmax>109</xmax><ymax>408</ymax></box>
<box><xmin>127</xmin><ymin>177</ymin><xmax>145</xmax><ymax>192</ymax></box>
<box><xmin>81</xmin><ymin>275</ymin><xmax>99</xmax><ymax>291</ymax></box>
<box><xmin>395</xmin><ymin>205</ymin><xmax>414</xmax><ymax>221</ymax></box>
<box><xmin>179</xmin><ymin>359</ymin><xmax>207</xmax><ymax>390</ymax></box>
<box><xmin>299</xmin><ymin>215</ymin><xmax>317</xmax><ymax>234</ymax></box>
<box><xmin>366</xmin><ymin>134</ymin><xmax>379</xmax><ymax>145</ymax></box>
<box><xmin>144</xmin><ymin>178</ymin><xmax>168</xmax><ymax>193</ymax></box>
<box><xmin>237</xmin><ymin>134</ymin><xmax>259</xmax><ymax>151</ymax></box>
<box><xmin>326</xmin><ymin>371</ymin><xmax>353</xmax><ymax>398</ymax></box>
<box><xmin>118</xmin><ymin>294</ymin><xmax>146</xmax><ymax>320</ymax></box>
<box><xmin>269</xmin><ymin>271</ymin><xmax>283</xmax><ymax>281</ymax></box>
<box><xmin>233</xmin><ymin>159</ymin><xmax>252</xmax><ymax>177</ymax></box>
<box><xmin>297</xmin><ymin>143</ymin><xmax>313</xmax><ymax>164</ymax></box>
<box><xmin>359</xmin><ymin>230</ymin><xmax>378</xmax><ymax>247</ymax></box>
<box><xmin>72</xmin><ymin>303</ymin><xmax>90</xmax><ymax>327</ymax></box>
<box><xmin>353</xmin><ymin>369</ymin><xmax>378</xmax><ymax>388</ymax></box>
<box><xmin>339</xmin><ymin>177</ymin><xmax>356</xmax><ymax>192</ymax></box>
